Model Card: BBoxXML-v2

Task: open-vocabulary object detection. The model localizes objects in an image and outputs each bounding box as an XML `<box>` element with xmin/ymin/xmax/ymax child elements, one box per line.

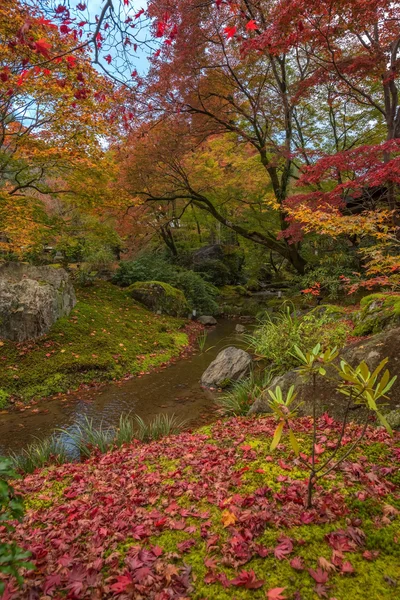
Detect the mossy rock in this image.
<box><xmin>353</xmin><ymin>293</ymin><xmax>400</xmax><ymax>336</ymax></box>
<box><xmin>218</xmin><ymin>285</ymin><xmax>251</xmax><ymax>299</ymax></box>
<box><xmin>128</xmin><ymin>281</ymin><xmax>189</xmax><ymax>317</ymax></box>
<box><xmin>308</xmin><ymin>303</ymin><xmax>347</xmax><ymax>320</ymax></box>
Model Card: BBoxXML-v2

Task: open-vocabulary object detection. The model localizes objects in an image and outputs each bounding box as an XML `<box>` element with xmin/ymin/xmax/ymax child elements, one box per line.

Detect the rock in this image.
<box><xmin>235</xmin><ymin>324</ymin><xmax>246</xmax><ymax>334</ymax></box>
<box><xmin>192</xmin><ymin>244</ymin><xmax>224</xmax><ymax>265</ymax></box>
<box><xmin>249</xmin><ymin>326</ymin><xmax>400</xmax><ymax>420</ymax></box>
<box><xmin>201</xmin><ymin>346</ymin><xmax>252</xmax><ymax>387</ymax></box>
<box><xmin>0</xmin><ymin>262</ymin><xmax>76</xmax><ymax>342</ymax></box>
<box><xmin>128</xmin><ymin>281</ymin><xmax>188</xmax><ymax>317</ymax></box>
<box><xmin>352</xmin><ymin>293</ymin><xmax>400</xmax><ymax>336</ymax></box>
<box><xmin>385</xmin><ymin>409</ymin><xmax>400</xmax><ymax>430</ymax></box>
<box><xmin>192</xmin><ymin>244</ymin><xmax>245</xmax><ymax>286</ymax></box>
<box><xmin>198</xmin><ymin>315</ymin><xmax>217</xmax><ymax>326</ymax></box>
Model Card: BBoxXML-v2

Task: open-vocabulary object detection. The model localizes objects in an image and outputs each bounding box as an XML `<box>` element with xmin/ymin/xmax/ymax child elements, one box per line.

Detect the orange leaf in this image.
<box><xmin>221</xmin><ymin>509</ymin><xmax>237</xmax><ymax>527</ymax></box>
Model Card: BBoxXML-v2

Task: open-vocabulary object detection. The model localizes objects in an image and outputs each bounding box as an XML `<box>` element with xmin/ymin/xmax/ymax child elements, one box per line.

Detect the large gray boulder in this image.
<box><xmin>201</xmin><ymin>346</ymin><xmax>252</xmax><ymax>388</ymax></box>
<box><xmin>0</xmin><ymin>262</ymin><xmax>76</xmax><ymax>342</ymax></box>
<box><xmin>249</xmin><ymin>327</ymin><xmax>400</xmax><ymax>420</ymax></box>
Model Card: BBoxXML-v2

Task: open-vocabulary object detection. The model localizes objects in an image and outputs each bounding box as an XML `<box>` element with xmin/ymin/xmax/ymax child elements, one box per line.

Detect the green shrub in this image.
<box><xmin>295</xmin><ymin>262</ymin><xmax>355</xmax><ymax>299</ymax></box>
<box><xmin>112</xmin><ymin>254</ymin><xmax>176</xmax><ymax>287</ymax></box>
<box><xmin>113</xmin><ymin>255</ymin><xmax>218</xmax><ymax>315</ymax></box>
<box><xmin>0</xmin><ymin>457</ymin><xmax>34</xmax><ymax>594</ymax></box>
<box><xmin>247</xmin><ymin>304</ymin><xmax>350</xmax><ymax>374</ymax></box>
<box><xmin>172</xmin><ymin>270</ymin><xmax>218</xmax><ymax>315</ymax></box>
<box><xmin>194</xmin><ymin>259</ymin><xmax>232</xmax><ymax>286</ymax></box>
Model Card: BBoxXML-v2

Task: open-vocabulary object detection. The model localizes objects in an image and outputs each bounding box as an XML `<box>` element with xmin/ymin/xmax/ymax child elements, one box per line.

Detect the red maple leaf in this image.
<box><xmin>230</xmin><ymin>569</ymin><xmax>264</xmax><ymax>589</ymax></box>
<box><xmin>290</xmin><ymin>556</ymin><xmax>304</xmax><ymax>570</ymax></box>
<box><xmin>224</xmin><ymin>26</ymin><xmax>237</xmax><ymax>39</ymax></box>
<box><xmin>110</xmin><ymin>574</ymin><xmax>133</xmax><ymax>593</ymax></box>
<box><xmin>267</xmin><ymin>588</ymin><xmax>287</xmax><ymax>599</ymax></box>
<box><xmin>274</xmin><ymin>537</ymin><xmax>293</xmax><ymax>560</ymax></box>
<box><xmin>309</xmin><ymin>567</ymin><xmax>329</xmax><ymax>584</ymax></box>
<box><xmin>246</xmin><ymin>20</ymin><xmax>258</xmax><ymax>31</ymax></box>
<box><xmin>34</xmin><ymin>38</ymin><xmax>51</xmax><ymax>57</ymax></box>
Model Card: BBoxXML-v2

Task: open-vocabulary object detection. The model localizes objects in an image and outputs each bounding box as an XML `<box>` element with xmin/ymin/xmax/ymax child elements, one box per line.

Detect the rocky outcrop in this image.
<box><xmin>249</xmin><ymin>327</ymin><xmax>400</xmax><ymax>420</ymax></box>
<box><xmin>0</xmin><ymin>262</ymin><xmax>76</xmax><ymax>342</ymax></box>
<box><xmin>128</xmin><ymin>281</ymin><xmax>188</xmax><ymax>317</ymax></box>
<box><xmin>201</xmin><ymin>346</ymin><xmax>252</xmax><ymax>388</ymax></box>
<box><xmin>352</xmin><ymin>293</ymin><xmax>400</xmax><ymax>336</ymax></box>
<box><xmin>198</xmin><ymin>315</ymin><xmax>217</xmax><ymax>326</ymax></box>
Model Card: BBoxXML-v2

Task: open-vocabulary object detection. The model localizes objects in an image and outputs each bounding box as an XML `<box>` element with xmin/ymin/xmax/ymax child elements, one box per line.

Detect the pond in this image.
<box><xmin>0</xmin><ymin>319</ymin><xmax>250</xmax><ymax>456</ymax></box>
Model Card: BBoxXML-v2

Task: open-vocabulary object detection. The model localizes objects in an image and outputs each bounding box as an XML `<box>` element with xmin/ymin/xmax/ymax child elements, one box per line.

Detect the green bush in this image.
<box><xmin>112</xmin><ymin>254</ymin><xmax>176</xmax><ymax>287</ymax></box>
<box><xmin>247</xmin><ymin>304</ymin><xmax>350</xmax><ymax>374</ymax></box>
<box><xmin>0</xmin><ymin>458</ymin><xmax>34</xmax><ymax>594</ymax></box>
<box><xmin>113</xmin><ymin>255</ymin><xmax>218</xmax><ymax>315</ymax></box>
<box><xmin>172</xmin><ymin>270</ymin><xmax>218</xmax><ymax>315</ymax></box>
<box><xmin>194</xmin><ymin>259</ymin><xmax>232</xmax><ymax>286</ymax></box>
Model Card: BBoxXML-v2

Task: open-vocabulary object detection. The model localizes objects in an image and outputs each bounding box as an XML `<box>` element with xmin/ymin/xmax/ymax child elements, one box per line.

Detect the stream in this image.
<box><xmin>0</xmin><ymin>319</ymin><xmax>249</xmax><ymax>456</ymax></box>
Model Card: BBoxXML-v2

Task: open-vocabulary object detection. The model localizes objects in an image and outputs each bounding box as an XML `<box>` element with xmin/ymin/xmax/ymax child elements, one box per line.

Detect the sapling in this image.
<box><xmin>267</xmin><ymin>344</ymin><xmax>396</xmax><ymax>508</ymax></box>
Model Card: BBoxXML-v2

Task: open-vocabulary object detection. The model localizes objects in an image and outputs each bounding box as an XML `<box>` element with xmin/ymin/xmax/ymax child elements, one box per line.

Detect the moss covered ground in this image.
<box><xmin>3</xmin><ymin>415</ymin><xmax>399</xmax><ymax>599</ymax></box>
<box><xmin>0</xmin><ymin>282</ymin><xmax>188</xmax><ymax>404</ymax></box>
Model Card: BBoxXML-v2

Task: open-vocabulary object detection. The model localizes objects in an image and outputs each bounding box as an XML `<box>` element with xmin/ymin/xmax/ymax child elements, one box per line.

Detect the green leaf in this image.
<box><xmin>270</xmin><ymin>421</ymin><xmax>284</xmax><ymax>452</ymax></box>
<box><xmin>376</xmin><ymin>411</ymin><xmax>393</xmax><ymax>436</ymax></box>
<box><xmin>289</xmin><ymin>428</ymin><xmax>300</xmax><ymax>456</ymax></box>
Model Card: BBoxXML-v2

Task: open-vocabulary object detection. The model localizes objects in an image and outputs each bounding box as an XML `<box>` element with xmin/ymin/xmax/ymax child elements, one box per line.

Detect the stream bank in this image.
<box><xmin>0</xmin><ymin>319</ymin><xmax>249</xmax><ymax>455</ymax></box>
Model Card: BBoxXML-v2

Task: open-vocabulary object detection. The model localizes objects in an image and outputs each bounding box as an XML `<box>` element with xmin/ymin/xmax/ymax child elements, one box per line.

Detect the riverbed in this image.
<box><xmin>0</xmin><ymin>319</ymin><xmax>249</xmax><ymax>455</ymax></box>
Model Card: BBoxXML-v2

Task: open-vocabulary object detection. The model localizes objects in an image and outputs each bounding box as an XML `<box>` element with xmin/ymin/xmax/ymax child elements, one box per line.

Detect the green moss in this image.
<box><xmin>24</xmin><ymin>478</ymin><xmax>71</xmax><ymax>511</ymax></box>
<box><xmin>353</xmin><ymin>293</ymin><xmax>400</xmax><ymax>335</ymax></box>
<box><xmin>128</xmin><ymin>280</ymin><xmax>189</xmax><ymax>317</ymax></box>
<box><xmin>0</xmin><ymin>282</ymin><xmax>188</xmax><ymax>403</ymax></box>
<box><xmin>0</xmin><ymin>388</ymin><xmax>9</xmax><ymax>409</ymax></box>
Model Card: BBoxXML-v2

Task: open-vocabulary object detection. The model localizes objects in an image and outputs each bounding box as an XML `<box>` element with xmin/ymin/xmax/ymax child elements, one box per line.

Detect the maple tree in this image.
<box><xmin>118</xmin><ymin>123</ymin><xmax>288</xmax><ymax>261</ymax></box>
<box><xmin>0</xmin><ymin>1</ymin><xmax>123</xmax><ymax>254</ymax></box>
<box><xmin>242</xmin><ymin>0</ymin><xmax>400</xmax><ymax>277</ymax></box>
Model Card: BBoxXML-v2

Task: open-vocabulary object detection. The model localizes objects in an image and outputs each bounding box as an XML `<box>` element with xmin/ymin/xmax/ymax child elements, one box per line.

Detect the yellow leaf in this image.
<box><xmin>221</xmin><ymin>509</ymin><xmax>237</xmax><ymax>528</ymax></box>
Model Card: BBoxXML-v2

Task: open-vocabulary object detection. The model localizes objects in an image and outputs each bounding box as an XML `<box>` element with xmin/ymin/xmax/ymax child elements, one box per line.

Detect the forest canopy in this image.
<box><xmin>0</xmin><ymin>0</ymin><xmax>399</xmax><ymax>290</ymax></box>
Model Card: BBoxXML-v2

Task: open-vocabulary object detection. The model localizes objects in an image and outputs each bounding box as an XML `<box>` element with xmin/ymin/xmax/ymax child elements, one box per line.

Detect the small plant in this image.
<box><xmin>0</xmin><ymin>457</ymin><xmax>34</xmax><ymax>594</ymax></box>
<box><xmin>196</xmin><ymin>329</ymin><xmax>208</xmax><ymax>352</ymax></box>
<box><xmin>62</xmin><ymin>417</ymin><xmax>115</xmax><ymax>459</ymax></box>
<box><xmin>133</xmin><ymin>413</ymin><xmax>187</xmax><ymax>442</ymax></box>
<box><xmin>247</xmin><ymin>304</ymin><xmax>350</xmax><ymax>374</ymax></box>
<box><xmin>267</xmin><ymin>344</ymin><xmax>396</xmax><ymax>508</ymax></box>
<box><xmin>10</xmin><ymin>436</ymin><xmax>67</xmax><ymax>474</ymax></box>
<box><xmin>216</xmin><ymin>372</ymin><xmax>273</xmax><ymax>416</ymax></box>
<box><xmin>114</xmin><ymin>413</ymin><xmax>136</xmax><ymax>447</ymax></box>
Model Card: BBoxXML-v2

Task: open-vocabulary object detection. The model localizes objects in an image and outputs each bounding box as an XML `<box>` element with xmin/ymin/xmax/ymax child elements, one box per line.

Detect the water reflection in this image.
<box><xmin>0</xmin><ymin>320</ymin><xmax>250</xmax><ymax>455</ymax></box>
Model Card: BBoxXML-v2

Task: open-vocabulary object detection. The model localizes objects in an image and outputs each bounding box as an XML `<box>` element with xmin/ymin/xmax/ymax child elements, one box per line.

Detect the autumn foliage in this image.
<box><xmin>2</xmin><ymin>416</ymin><xmax>400</xmax><ymax>598</ymax></box>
